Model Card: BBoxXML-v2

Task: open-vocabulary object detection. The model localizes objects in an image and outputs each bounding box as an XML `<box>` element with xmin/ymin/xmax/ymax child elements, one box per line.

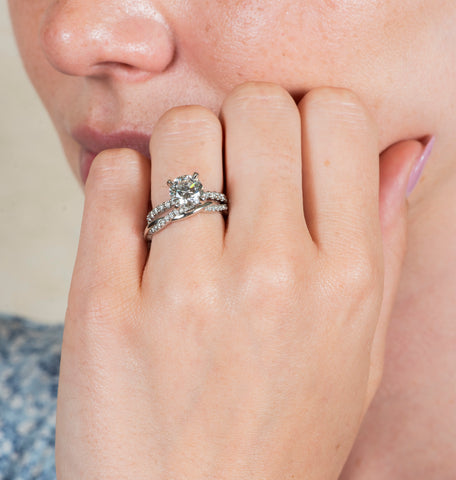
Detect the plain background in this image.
<box><xmin>1</xmin><ymin>3</ymin><xmax>83</xmax><ymax>325</ymax></box>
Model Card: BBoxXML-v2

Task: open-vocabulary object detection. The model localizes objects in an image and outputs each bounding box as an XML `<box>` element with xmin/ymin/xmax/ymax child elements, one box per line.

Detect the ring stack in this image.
<box><xmin>144</xmin><ymin>172</ymin><xmax>228</xmax><ymax>241</ymax></box>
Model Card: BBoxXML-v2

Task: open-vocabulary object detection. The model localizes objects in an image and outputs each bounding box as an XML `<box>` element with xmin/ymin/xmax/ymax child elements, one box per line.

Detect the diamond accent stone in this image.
<box><xmin>169</xmin><ymin>174</ymin><xmax>202</xmax><ymax>207</ymax></box>
<box><xmin>204</xmin><ymin>204</ymin><xmax>228</xmax><ymax>213</ymax></box>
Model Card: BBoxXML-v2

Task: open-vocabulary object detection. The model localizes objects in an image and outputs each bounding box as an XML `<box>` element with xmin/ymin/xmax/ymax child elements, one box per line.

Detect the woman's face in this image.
<box><xmin>7</xmin><ymin>0</ymin><xmax>456</xmax><ymax>187</ymax></box>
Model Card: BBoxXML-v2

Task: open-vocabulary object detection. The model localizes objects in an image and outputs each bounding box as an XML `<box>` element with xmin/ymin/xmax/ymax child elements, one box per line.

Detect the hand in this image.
<box><xmin>55</xmin><ymin>82</ymin><xmax>424</xmax><ymax>479</ymax></box>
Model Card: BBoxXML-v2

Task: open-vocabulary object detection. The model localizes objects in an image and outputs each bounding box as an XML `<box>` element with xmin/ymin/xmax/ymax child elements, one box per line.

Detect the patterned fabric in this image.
<box><xmin>0</xmin><ymin>313</ymin><xmax>63</xmax><ymax>480</ymax></box>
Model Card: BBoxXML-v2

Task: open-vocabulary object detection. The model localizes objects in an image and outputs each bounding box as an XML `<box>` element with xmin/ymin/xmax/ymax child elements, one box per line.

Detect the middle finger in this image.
<box><xmin>220</xmin><ymin>81</ymin><xmax>313</xmax><ymax>254</ymax></box>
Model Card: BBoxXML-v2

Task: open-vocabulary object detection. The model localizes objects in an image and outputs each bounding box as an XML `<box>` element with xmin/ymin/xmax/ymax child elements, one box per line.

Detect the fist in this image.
<box><xmin>56</xmin><ymin>82</ymin><xmax>424</xmax><ymax>479</ymax></box>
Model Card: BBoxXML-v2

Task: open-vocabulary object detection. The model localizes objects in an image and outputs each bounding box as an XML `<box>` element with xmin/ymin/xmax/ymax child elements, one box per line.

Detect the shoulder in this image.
<box><xmin>0</xmin><ymin>313</ymin><xmax>63</xmax><ymax>479</ymax></box>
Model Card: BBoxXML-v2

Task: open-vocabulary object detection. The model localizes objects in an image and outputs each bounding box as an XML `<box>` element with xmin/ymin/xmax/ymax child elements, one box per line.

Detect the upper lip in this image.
<box><xmin>72</xmin><ymin>125</ymin><xmax>152</xmax><ymax>159</ymax></box>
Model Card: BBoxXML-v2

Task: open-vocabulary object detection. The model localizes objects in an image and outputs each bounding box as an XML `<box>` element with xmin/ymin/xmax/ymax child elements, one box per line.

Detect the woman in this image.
<box><xmin>3</xmin><ymin>0</ymin><xmax>455</xmax><ymax>478</ymax></box>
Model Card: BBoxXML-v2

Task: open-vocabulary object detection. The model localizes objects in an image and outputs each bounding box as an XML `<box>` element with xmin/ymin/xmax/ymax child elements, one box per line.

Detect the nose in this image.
<box><xmin>39</xmin><ymin>1</ymin><xmax>175</xmax><ymax>80</ymax></box>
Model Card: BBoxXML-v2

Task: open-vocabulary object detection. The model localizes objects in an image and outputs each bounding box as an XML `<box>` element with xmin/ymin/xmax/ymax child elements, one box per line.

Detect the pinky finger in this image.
<box><xmin>364</xmin><ymin>138</ymin><xmax>428</xmax><ymax>409</ymax></box>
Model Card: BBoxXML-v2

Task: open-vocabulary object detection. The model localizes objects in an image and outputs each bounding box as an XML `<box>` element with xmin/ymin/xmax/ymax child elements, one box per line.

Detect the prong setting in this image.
<box><xmin>144</xmin><ymin>173</ymin><xmax>228</xmax><ymax>241</ymax></box>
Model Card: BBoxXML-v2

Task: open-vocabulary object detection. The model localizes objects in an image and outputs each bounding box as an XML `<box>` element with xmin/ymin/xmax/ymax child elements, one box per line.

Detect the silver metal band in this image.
<box><xmin>146</xmin><ymin>191</ymin><xmax>227</xmax><ymax>225</ymax></box>
<box><xmin>144</xmin><ymin>201</ymin><xmax>228</xmax><ymax>241</ymax></box>
<box><xmin>144</xmin><ymin>172</ymin><xmax>228</xmax><ymax>241</ymax></box>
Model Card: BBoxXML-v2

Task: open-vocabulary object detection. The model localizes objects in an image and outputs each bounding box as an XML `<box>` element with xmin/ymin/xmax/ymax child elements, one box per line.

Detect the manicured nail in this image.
<box><xmin>406</xmin><ymin>135</ymin><xmax>436</xmax><ymax>197</ymax></box>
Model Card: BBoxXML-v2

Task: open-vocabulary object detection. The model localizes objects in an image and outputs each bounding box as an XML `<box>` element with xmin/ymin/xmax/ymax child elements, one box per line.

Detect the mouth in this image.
<box><xmin>72</xmin><ymin>125</ymin><xmax>152</xmax><ymax>184</ymax></box>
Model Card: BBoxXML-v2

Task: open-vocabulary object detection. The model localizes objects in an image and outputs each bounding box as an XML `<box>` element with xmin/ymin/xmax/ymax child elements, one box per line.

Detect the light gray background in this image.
<box><xmin>1</xmin><ymin>3</ymin><xmax>83</xmax><ymax>324</ymax></box>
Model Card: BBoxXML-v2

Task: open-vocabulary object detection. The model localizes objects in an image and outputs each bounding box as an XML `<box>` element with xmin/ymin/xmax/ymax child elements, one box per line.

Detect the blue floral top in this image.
<box><xmin>0</xmin><ymin>313</ymin><xmax>63</xmax><ymax>480</ymax></box>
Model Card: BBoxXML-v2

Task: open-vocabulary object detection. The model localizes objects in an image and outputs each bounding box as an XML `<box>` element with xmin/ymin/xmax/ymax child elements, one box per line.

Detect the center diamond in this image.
<box><xmin>168</xmin><ymin>174</ymin><xmax>203</xmax><ymax>207</ymax></box>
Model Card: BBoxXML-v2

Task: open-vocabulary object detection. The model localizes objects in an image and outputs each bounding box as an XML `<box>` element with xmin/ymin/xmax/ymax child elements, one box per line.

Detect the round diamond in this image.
<box><xmin>169</xmin><ymin>174</ymin><xmax>202</xmax><ymax>206</ymax></box>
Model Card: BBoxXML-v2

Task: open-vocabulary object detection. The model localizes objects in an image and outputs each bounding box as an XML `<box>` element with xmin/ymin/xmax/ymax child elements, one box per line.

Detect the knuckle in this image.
<box><xmin>240</xmin><ymin>255</ymin><xmax>300</xmax><ymax>308</ymax></box>
<box><xmin>90</xmin><ymin>147</ymin><xmax>137</xmax><ymax>171</ymax></box>
<box><xmin>299</xmin><ymin>86</ymin><xmax>376</xmax><ymax>134</ymax></box>
<box><xmin>155</xmin><ymin>104</ymin><xmax>220</xmax><ymax>137</ymax></box>
<box><xmin>151</xmin><ymin>278</ymin><xmax>224</xmax><ymax>340</ymax></box>
<box><xmin>301</xmin><ymin>86</ymin><xmax>361</xmax><ymax>111</ymax></box>
<box><xmin>334</xmin><ymin>253</ymin><xmax>382</xmax><ymax>301</ymax></box>
<box><xmin>86</xmin><ymin>148</ymin><xmax>143</xmax><ymax>192</ymax></box>
<box><xmin>223</xmin><ymin>81</ymin><xmax>297</xmax><ymax>114</ymax></box>
<box><xmin>153</xmin><ymin>271</ymin><xmax>222</xmax><ymax>320</ymax></box>
<box><xmin>66</xmin><ymin>285</ymin><xmax>141</xmax><ymax>339</ymax></box>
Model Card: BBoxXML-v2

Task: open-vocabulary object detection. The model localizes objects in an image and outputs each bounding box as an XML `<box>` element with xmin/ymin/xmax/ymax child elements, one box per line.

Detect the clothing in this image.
<box><xmin>0</xmin><ymin>313</ymin><xmax>63</xmax><ymax>480</ymax></box>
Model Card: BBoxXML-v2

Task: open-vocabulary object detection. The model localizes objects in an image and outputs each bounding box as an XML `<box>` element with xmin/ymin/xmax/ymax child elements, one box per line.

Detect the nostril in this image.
<box><xmin>91</xmin><ymin>61</ymin><xmax>158</xmax><ymax>82</ymax></box>
<box><xmin>101</xmin><ymin>62</ymin><xmax>136</xmax><ymax>70</ymax></box>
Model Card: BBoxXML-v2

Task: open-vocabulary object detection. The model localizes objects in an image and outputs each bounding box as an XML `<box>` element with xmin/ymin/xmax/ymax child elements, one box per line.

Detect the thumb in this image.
<box><xmin>364</xmin><ymin>136</ymin><xmax>435</xmax><ymax>410</ymax></box>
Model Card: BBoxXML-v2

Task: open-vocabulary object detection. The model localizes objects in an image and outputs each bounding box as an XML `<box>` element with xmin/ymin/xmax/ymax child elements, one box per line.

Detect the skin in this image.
<box><xmin>7</xmin><ymin>0</ymin><xmax>456</xmax><ymax>478</ymax></box>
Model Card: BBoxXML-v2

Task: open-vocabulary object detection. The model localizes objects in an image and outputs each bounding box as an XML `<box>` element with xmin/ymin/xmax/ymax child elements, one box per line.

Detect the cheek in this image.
<box><xmin>181</xmin><ymin>2</ymin><xmax>388</xmax><ymax>92</ymax></box>
<box><xmin>184</xmin><ymin>0</ymin><xmax>452</xmax><ymax>147</ymax></box>
<box><xmin>9</xmin><ymin>0</ymin><xmax>455</xmax><ymax>162</ymax></box>
<box><xmin>8</xmin><ymin>1</ymin><xmax>54</xmax><ymax>101</ymax></box>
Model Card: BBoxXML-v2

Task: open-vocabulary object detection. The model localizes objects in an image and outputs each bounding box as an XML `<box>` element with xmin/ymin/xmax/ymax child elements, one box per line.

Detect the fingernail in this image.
<box><xmin>406</xmin><ymin>135</ymin><xmax>436</xmax><ymax>197</ymax></box>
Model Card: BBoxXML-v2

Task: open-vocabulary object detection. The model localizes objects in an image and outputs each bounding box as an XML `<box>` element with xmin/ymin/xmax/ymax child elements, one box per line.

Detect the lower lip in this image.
<box><xmin>79</xmin><ymin>148</ymin><xmax>98</xmax><ymax>185</ymax></box>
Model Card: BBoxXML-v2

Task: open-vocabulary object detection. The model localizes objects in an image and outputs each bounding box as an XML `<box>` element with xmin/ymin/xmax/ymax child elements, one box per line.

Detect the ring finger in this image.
<box><xmin>144</xmin><ymin>105</ymin><xmax>225</xmax><ymax>284</ymax></box>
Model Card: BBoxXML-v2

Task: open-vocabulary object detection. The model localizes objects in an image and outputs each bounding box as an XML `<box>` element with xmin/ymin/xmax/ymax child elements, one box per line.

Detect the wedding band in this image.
<box><xmin>144</xmin><ymin>172</ymin><xmax>228</xmax><ymax>241</ymax></box>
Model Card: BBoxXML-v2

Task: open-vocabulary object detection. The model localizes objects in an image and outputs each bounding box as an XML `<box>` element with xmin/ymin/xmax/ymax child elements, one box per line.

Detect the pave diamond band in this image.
<box><xmin>144</xmin><ymin>172</ymin><xmax>228</xmax><ymax>241</ymax></box>
<box><xmin>146</xmin><ymin>190</ymin><xmax>228</xmax><ymax>224</ymax></box>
